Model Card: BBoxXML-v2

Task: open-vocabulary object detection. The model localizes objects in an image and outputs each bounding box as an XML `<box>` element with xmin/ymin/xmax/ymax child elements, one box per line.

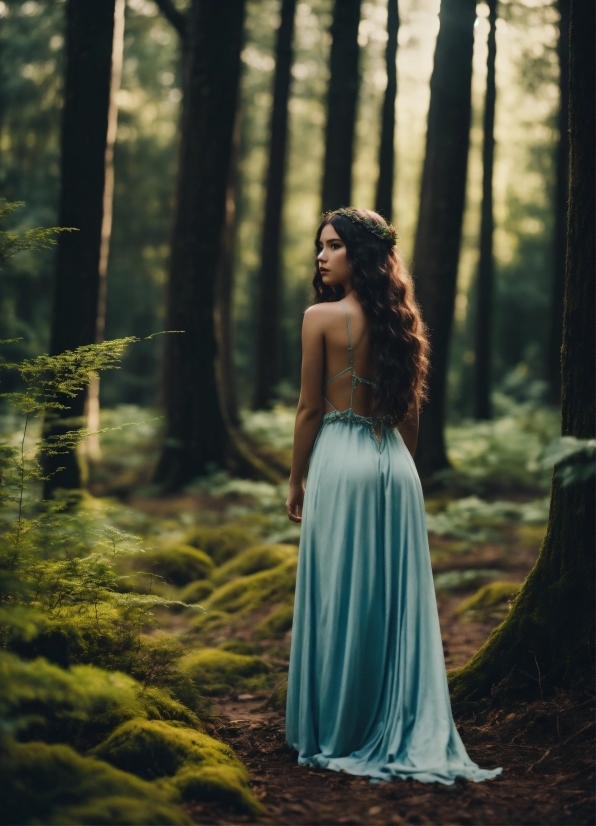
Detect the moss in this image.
<box><xmin>0</xmin><ymin>650</ymin><xmax>200</xmax><ymax>751</ymax></box>
<box><xmin>141</xmin><ymin>545</ymin><xmax>214</xmax><ymax>586</ymax></box>
<box><xmin>212</xmin><ymin>544</ymin><xmax>296</xmax><ymax>586</ymax></box>
<box><xmin>261</xmin><ymin>677</ymin><xmax>288</xmax><ymax>711</ymax></box>
<box><xmin>252</xmin><ymin>602</ymin><xmax>294</xmax><ymax>640</ymax></box>
<box><xmin>173</xmin><ymin>764</ymin><xmax>264</xmax><ymax>813</ymax></box>
<box><xmin>184</xmin><ymin>524</ymin><xmax>254</xmax><ymax>565</ymax></box>
<box><xmin>0</xmin><ymin>740</ymin><xmax>187</xmax><ymax>825</ymax></box>
<box><xmin>179</xmin><ymin>579</ymin><xmax>214</xmax><ymax>604</ymax></box>
<box><xmin>456</xmin><ymin>581</ymin><xmax>522</xmax><ymax>615</ymax></box>
<box><xmin>207</xmin><ymin>558</ymin><xmax>297</xmax><ymax>614</ymax></box>
<box><xmin>92</xmin><ymin>718</ymin><xmax>261</xmax><ymax>814</ymax></box>
<box><xmin>218</xmin><ymin>640</ymin><xmax>261</xmax><ymax>656</ymax></box>
<box><xmin>179</xmin><ymin>648</ymin><xmax>271</xmax><ymax>696</ymax></box>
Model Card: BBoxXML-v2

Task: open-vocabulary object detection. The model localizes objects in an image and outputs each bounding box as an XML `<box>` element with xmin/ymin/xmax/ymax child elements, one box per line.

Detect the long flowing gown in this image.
<box><xmin>286</xmin><ymin>302</ymin><xmax>502</xmax><ymax>784</ymax></box>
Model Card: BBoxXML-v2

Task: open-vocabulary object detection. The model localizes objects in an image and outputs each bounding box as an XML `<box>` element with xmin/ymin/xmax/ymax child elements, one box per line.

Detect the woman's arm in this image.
<box><xmin>396</xmin><ymin>396</ymin><xmax>419</xmax><ymax>458</ymax></box>
<box><xmin>286</xmin><ymin>308</ymin><xmax>326</xmax><ymax>523</ymax></box>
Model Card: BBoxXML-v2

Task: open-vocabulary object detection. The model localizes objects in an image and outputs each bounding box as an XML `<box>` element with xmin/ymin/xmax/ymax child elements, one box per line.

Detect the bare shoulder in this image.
<box><xmin>304</xmin><ymin>302</ymin><xmax>342</xmax><ymax>325</ymax></box>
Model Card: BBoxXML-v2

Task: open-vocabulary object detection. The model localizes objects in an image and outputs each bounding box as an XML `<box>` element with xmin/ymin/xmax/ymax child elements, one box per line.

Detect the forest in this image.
<box><xmin>0</xmin><ymin>0</ymin><xmax>593</xmax><ymax>824</ymax></box>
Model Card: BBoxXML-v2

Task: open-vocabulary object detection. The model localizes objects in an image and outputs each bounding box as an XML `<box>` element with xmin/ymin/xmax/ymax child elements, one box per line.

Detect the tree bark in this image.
<box><xmin>253</xmin><ymin>0</ymin><xmax>297</xmax><ymax>410</ymax></box>
<box><xmin>411</xmin><ymin>0</ymin><xmax>476</xmax><ymax>479</ymax></box>
<box><xmin>215</xmin><ymin>111</ymin><xmax>241</xmax><ymax>428</ymax></box>
<box><xmin>153</xmin><ymin>0</ymin><xmax>246</xmax><ymax>490</ymax></box>
<box><xmin>374</xmin><ymin>0</ymin><xmax>399</xmax><ymax>222</ymax></box>
<box><xmin>84</xmin><ymin>0</ymin><xmax>126</xmax><ymax>462</ymax></box>
<box><xmin>473</xmin><ymin>0</ymin><xmax>497</xmax><ymax>421</ymax></box>
<box><xmin>547</xmin><ymin>0</ymin><xmax>570</xmax><ymax>407</ymax></box>
<box><xmin>450</xmin><ymin>0</ymin><xmax>595</xmax><ymax>706</ymax></box>
<box><xmin>43</xmin><ymin>0</ymin><xmax>116</xmax><ymax>498</ymax></box>
<box><xmin>321</xmin><ymin>0</ymin><xmax>363</xmax><ymax>213</ymax></box>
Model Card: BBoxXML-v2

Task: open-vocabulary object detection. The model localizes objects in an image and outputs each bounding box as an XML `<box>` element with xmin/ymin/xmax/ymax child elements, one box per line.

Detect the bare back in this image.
<box><xmin>322</xmin><ymin>299</ymin><xmax>381</xmax><ymax>418</ymax></box>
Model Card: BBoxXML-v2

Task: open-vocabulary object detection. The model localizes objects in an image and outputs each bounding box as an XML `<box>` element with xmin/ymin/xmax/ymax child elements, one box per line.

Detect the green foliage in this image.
<box><xmin>212</xmin><ymin>543</ymin><xmax>296</xmax><ymax>586</ymax></box>
<box><xmin>0</xmin><ymin>201</ymin><xmax>72</xmax><ymax>270</ymax></box>
<box><xmin>540</xmin><ymin>436</ymin><xmax>596</xmax><ymax>486</ymax></box>
<box><xmin>425</xmin><ymin>495</ymin><xmax>549</xmax><ymax>544</ymax></box>
<box><xmin>0</xmin><ymin>739</ymin><xmax>188</xmax><ymax>825</ymax></box>
<box><xmin>433</xmin><ymin>569</ymin><xmax>505</xmax><ymax>593</ymax></box>
<box><xmin>184</xmin><ymin>523</ymin><xmax>255</xmax><ymax>565</ymax></box>
<box><xmin>93</xmin><ymin>718</ymin><xmax>263</xmax><ymax>814</ymax></box>
<box><xmin>141</xmin><ymin>544</ymin><xmax>215</xmax><ymax>586</ymax></box>
<box><xmin>179</xmin><ymin>648</ymin><xmax>271</xmax><ymax>697</ymax></box>
<box><xmin>456</xmin><ymin>581</ymin><xmax>522</xmax><ymax>615</ymax></box>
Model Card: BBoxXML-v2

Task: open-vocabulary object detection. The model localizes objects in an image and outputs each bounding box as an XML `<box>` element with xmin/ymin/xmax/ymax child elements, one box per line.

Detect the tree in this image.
<box><xmin>153</xmin><ymin>0</ymin><xmax>247</xmax><ymax>490</ymax></box>
<box><xmin>547</xmin><ymin>0</ymin><xmax>570</xmax><ymax>407</ymax></box>
<box><xmin>253</xmin><ymin>0</ymin><xmax>298</xmax><ymax>410</ymax></box>
<box><xmin>411</xmin><ymin>0</ymin><xmax>477</xmax><ymax>478</ymax></box>
<box><xmin>84</xmin><ymin>0</ymin><xmax>126</xmax><ymax>462</ymax></box>
<box><xmin>473</xmin><ymin>0</ymin><xmax>497</xmax><ymax>421</ymax></box>
<box><xmin>215</xmin><ymin>112</ymin><xmax>242</xmax><ymax>428</ymax></box>
<box><xmin>321</xmin><ymin>0</ymin><xmax>363</xmax><ymax>213</ymax></box>
<box><xmin>374</xmin><ymin>0</ymin><xmax>399</xmax><ymax>222</ymax></box>
<box><xmin>43</xmin><ymin>0</ymin><xmax>117</xmax><ymax>498</ymax></box>
<box><xmin>450</xmin><ymin>0</ymin><xmax>595</xmax><ymax>705</ymax></box>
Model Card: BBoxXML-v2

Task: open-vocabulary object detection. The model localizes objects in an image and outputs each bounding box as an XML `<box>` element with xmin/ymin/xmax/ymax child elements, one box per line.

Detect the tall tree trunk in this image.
<box><xmin>547</xmin><ymin>0</ymin><xmax>570</xmax><ymax>407</ymax></box>
<box><xmin>321</xmin><ymin>0</ymin><xmax>363</xmax><ymax>213</ymax></box>
<box><xmin>43</xmin><ymin>0</ymin><xmax>116</xmax><ymax>498</ymax></box>
<box><xmin>473</xmin><ymin>0</ymin><xmax>497</xmax><ymax>421</ymax></box>
<box><xmin>215</xmin><ymin>111</ymin><xmax>241</xmax><ymax>428</ymax></box>
<box><xmin>374</xmin><ymin>0</ymin><xmax>399</xmax><ymax>222</ymax></box>
<box><xmin>450</xmin><ymin>0</ymin><xmax>595</xmax><ymax>706</ymax></box>
<box><xmin>84</xmin><ymin>0</ymin><xmax>126</xmax><ymax>462</ymax></box>
<box><xmin>253</xmin><ymin>0</ymin><xmax>297</xmax><ymax>410</ymax></box>
<box><xmin>153</xmin><ymin>0</ymin><xmax>246</xmax><ymax>490</ymax></box>
<box><xmin>411</xmin><ymin>0</ymin><xmax>476</xmax><ymax>479</ymax></box>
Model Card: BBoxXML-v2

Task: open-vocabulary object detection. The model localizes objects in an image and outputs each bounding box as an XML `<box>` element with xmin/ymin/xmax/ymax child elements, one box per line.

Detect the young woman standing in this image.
<box><xmin>285</xmin><ymin>207</ymin><xmax>501</xmax><ymax>784</ymax></box>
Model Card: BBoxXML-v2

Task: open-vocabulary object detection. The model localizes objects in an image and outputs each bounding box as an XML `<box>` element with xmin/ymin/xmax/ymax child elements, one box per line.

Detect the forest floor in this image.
<box><xmin>91</xmin><ymin>406</ymin><xmax>594</xmax><ymax>826</ymax></box>
<box><xmin>126</xmin><ymin>490</ymin><xmax>594</xmax><ymax>826</ymax></box>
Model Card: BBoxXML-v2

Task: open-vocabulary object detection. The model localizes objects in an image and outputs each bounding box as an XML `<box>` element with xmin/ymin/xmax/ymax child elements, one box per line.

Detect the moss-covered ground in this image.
<box><xmin>4</xmin><ymin>403</ymin><xmax>591</xmax><ymax>825</ymax></box>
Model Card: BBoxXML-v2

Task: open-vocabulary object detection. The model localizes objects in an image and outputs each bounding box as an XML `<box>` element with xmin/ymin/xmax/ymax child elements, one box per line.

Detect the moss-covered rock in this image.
<box><xmin>207</xmin><ymin>558</ymin><xmax>297</xmax><ymax>614</ymax></box>
<box><xmin>0</xmin><ymin>740</ymin><xmax>187</xmax><ymax>825</ymax></box>
<box><xmin>141</xmin><ymin>545</ymin><xmax>214</xmax><ymax>586</ymax></box>
<box><xmin>179</xmin><ymin>648</ymin><xmax>271</xmax><ymax>696</ymax></box>
<box><xmin>252</xmin><ymin>602</ymin><xmax>294</xmax><ymax>640</ymax></box>
<box><xmin>0</xmin><ymin>651</ymin><xmax>200</xmax><ymax>751</ymax></box>
<box><xmin>179</xmin><ymin>579</ymin><xmax>215</xmax><ymax>604</ymax></box>
<box><xmin>184</xmin><ymin>524</ymin><xmax>255</xmax><ymax>565</ymax></box>
<box><xmin>212</xmin><ymin>544</ymin><xmax>297</xmax><ymax>586</ymax></box>
<box><xmin>93</xmin><ymin>718</ymin><xmax>261</xmax><ymax>814</ymax></box>
<box><xmin>456</xmin><ymin>581</ymin><xmax>522</xmax><ymax>614</ymax></box>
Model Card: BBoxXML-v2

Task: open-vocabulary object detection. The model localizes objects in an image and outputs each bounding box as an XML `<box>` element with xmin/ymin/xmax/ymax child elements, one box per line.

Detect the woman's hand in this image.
<box><xmin>286</xmin><ymin>482</ymin><xmax>305</xmax><ymax>523</ymax></box>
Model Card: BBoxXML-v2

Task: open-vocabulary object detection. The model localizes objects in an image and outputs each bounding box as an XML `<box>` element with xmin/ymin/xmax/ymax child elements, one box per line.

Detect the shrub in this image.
<box><xmin>141</xmin><ymin>545</ymin><xmax>214</xmax><ymax>586</ymax></box>
<box><xmin>184</xmin><ymin>524</ymin><xmax>254</xmax><ymax>565</ymax></box>
<box><xmin>92</xmin><ymin>718</ymin><xmax>262</xmax><ymax>814</ymax></box>
<box><xmin>0</xmin><ymin>739</ymin><xmax>187</xmax><ymax>825</ymax></box>
<box><xmin>179</xmin><ymin>648</ymin><xmax>271</xmax><ymax>696</ymax></box>
<box><xmin>212</xmin><ymin>544</ymin><xmax>296</xmax><ymax>586</ymax></box>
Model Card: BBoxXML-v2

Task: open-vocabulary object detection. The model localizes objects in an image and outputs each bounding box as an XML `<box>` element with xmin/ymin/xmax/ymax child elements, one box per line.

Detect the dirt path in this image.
<box><xmin>182</xmin><ymin>595</ymin><xmax>594</xmax><ymax>826</ymax></box>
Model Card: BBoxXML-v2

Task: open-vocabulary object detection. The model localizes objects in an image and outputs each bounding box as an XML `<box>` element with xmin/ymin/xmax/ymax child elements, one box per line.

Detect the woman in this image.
<box><xmin>285</xmin><ymin>207</ymin><xmax>501</xmax><ymax>784</ymax></box>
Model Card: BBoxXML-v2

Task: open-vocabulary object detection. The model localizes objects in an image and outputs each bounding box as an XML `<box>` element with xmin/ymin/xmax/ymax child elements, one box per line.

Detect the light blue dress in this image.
<box><xmin>286</xmin><ymin>302</ymin><xmax>502</xmax><ymax>784</ymax></box>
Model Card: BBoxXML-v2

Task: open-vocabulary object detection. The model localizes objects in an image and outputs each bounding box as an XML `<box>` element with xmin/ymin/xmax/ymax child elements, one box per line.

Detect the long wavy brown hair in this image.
<box><xmin>312</xmin><ymin>207</ymin><xmax>429</xmax><ymax>425</ymax></box>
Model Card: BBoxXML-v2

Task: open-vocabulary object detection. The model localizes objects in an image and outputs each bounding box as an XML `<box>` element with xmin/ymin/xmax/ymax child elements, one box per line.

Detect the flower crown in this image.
<box><xmin>323</xmin><ymin>207</ymin><xmax>398</xmax><ymax>246</ymax></box>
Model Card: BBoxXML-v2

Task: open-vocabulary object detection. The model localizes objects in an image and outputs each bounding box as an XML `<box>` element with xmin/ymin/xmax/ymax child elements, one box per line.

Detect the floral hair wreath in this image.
<box><xmin>323</xmin><ymin>207</ymin><xmax>398</xmax><ymax>246</ymax></box>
